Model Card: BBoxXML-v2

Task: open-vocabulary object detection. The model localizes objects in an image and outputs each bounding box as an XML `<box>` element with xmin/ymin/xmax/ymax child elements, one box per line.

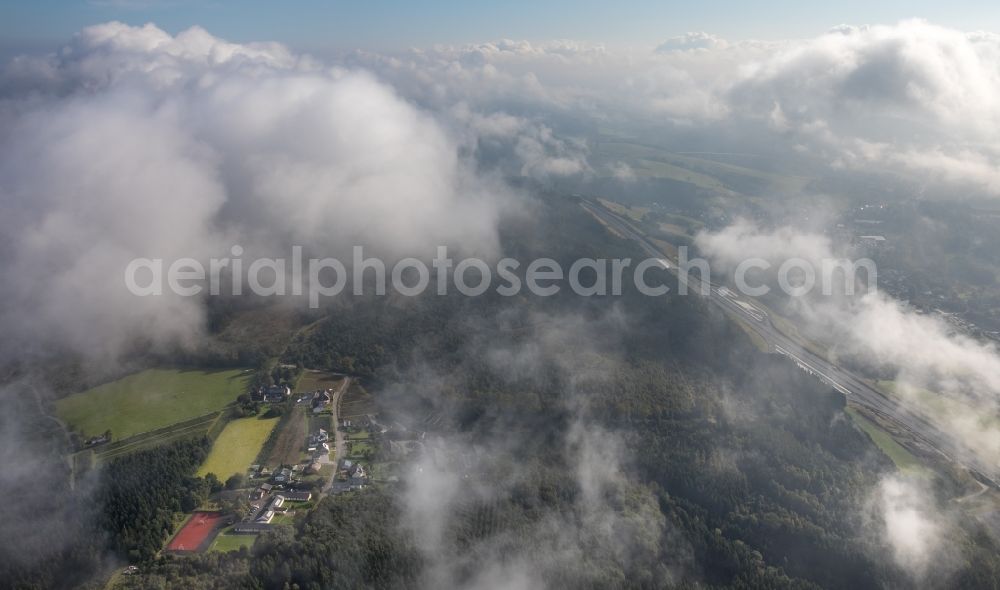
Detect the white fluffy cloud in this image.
<box><xmin>344</xmin><ymin>19</ymin><xmax>1000</xmax><ymax>195</ymax></box>
<box><xmin>397</xmin><ymin>312</ymin><xmax>672</xmax><ymax>590</ymax></box>
<box><xmin>655</xmin><ymin>32</ymin><xmax>729</xmax><ymax>53</ymax></box>
<box><xmin>697</xmin><ymin>220</ymin><xmax>1000</xmax><ymax>576</ymax></box>
<box><xmin>728</xmin><ymin>20</ymin><xmax>1000</xmax><ymax>192</ymax></box>
<box><xmin>6</xmin><ymin>18</ymin><xmax>1000</xmax><ymax>362</ymax></box>
<box><xmin>696</xmin><ymin>220</ymin><xmax>1000</xmax><ymax>470</ymax></box>
<box><xmin>454</xmin><ymin>106</ymin><xmax>590</xmax><ymax>177</ymax></box>
<box><xmin>0</xmin><ymin>22</ymin><xmax>507</xmax><ymax>362</ymax></box>
<box><xmin>869</xmin><ymin>475</ymin><xmax>954</xmax><ymax>577</ymax></box>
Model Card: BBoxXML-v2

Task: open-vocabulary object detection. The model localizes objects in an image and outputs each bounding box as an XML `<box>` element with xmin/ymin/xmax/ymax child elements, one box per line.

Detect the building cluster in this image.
<box><xmin>307</xmin><ymin>428</ymin><xmax>330</xmax><ymax>453</ymax></box>
<box><xmin>242</xmin><ymin>476</ymin><xmax>314</xmax><ymax>532</ymax></box>
<box><xmin>310</xmin><ymin>389</ymin><xmax>333</xmax><ymax>414</ymax></box>
<box><xmin>252</xmin><ymin>384</ymin><xmax>292</xmax><ymax>403</ymax></box>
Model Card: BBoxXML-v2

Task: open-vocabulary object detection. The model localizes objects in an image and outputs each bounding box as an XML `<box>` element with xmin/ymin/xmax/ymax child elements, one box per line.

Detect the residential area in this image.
<box><xmin>52</xmin><ymin>365</ymin><xmax>412</xmax><ymax>582</ymax></box>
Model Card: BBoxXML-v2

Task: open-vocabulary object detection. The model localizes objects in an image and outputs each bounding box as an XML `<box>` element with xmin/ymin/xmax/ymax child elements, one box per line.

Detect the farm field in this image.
<box><xmin>340</xmin><ymin>382</ymin><xmax>377</xmax><ymax>419</ymax></box>
<box><xmin>260</xmin><ymin>404</ymin><xmax>308</xmax><ymax>467</ymax></box>
<box><xmin>198</xmin><ymin>416</ymin><xmax>280</xmax><ymax>480</ymax></box>
<box><xmin>56</xmin><ymin>368</ymin><xmax>251</xmax><ymax>439</ymax></box>
<box><xmin>296</xmin><ymin>370</ymin><xmax>344</xmax><ymax>393</ymax></box>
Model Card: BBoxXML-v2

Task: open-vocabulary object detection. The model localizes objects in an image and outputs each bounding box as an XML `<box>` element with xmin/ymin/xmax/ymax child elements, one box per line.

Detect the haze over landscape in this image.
<box><xmin>3</xmin><ymin>2</ymin><xmax>1000</xmax><ymax>589</ymax></box>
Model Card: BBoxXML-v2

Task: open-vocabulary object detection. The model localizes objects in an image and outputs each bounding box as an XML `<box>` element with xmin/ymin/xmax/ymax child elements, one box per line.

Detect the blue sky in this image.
<box><xmin>3</xmin><ymin>0</ymin><xmax>1000</xmax><ymax>52</ymax></box>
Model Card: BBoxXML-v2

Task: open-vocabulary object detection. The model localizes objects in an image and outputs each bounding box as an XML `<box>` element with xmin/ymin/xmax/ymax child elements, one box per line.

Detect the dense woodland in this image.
<box><xmin>97</xmin><ymin>438</ymin><xmax>214</xmax><ymax>562</ymax></box>
<box><xmin>6</xmin><ymin>196</ymin><xmax>1000</xmax><ymax>589</ymax></box>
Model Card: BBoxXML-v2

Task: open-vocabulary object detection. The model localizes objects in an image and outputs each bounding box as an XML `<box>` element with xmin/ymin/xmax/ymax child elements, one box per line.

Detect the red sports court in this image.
<box><xmin>166</xmin><ymin>511</ymin><xmax>223</xmax><ymax>552</ymax></box>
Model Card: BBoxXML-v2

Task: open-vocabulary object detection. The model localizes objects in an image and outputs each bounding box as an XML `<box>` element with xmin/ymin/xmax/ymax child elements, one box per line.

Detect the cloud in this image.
<box><xmin>696</xmin><ymin>220</ymin><xmax>1000</xmax><ymax>473</ymax></box>
<box><xmin>0</xmin><ymin>380</ymin><xmax>109</xmax><ymax>584</ymax></box>
<box><xmin>695</xmin><ymin>219</ymin><xmax>1000</xmax><ymax>579</ymax></box>
<box><xmin>655</xmin><ymin>32</ymin><xmax>729</xmax><ymax>53</ymax></box>
<box><xmin>344</xmin><ymin>36</ymin><xmax>738</xmax><ymax>123</ymax></box>
<box><xmin>868</xmin><ymin>474</ymin><xmax>956</xmax><ymax>579</ymax></box>
<box><xmin>0</xmin><ymin>22</ymin><xmax>507</xmax><ymax>363</ymax></box>
<box><xmin>454</xmin><ymin>106</ymin><xmax>591</xmax><ymax>178</ymax></box>
<box><xmin>394</xmin><ymin>310</ymin><xmax>677</xmax><ymax>589</ymax></box>
<box><xmin>341</xmin><ymin>20</ymin><xmax>1000</xmax><ymax>195</ymax></box>
<box><xmin>728</xmin><ymin>20</ymin><xmax>1000</xmax><ymax>194</ymax></box>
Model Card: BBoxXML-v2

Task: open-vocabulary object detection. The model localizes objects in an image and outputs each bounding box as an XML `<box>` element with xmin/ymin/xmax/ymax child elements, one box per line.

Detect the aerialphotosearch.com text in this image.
<box><xmin>124</xmin><ymin>245</ymin><xmax>877</xmax><ymax>308</ymax></box>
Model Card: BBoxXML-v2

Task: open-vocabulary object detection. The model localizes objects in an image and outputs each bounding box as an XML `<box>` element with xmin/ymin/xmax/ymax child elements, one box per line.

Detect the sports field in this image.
<box><xmin>198</xmin><ymin>415</ymin><xmax>280</xmax><ymax>480</ymax></box>
<box><xmin>166</xmin><ymin>511</ymin><xmax>224</xmax><ymax>552</ymax></box>
<box><xmin>208</xmin><ymin>527</ymin><xmax>257</xmax><ymax>552</ymax></box>
<box><xmin>56</xmin><ymin>368</ymin><xmax>251</xmax><ymax>439</ymax></box>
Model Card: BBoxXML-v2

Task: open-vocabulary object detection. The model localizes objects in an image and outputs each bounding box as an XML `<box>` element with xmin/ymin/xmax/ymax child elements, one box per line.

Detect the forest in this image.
<box><xmin>7</xmin><ymin>196</ymin><xmax>1000</xmax><ymax>590</ymax></box>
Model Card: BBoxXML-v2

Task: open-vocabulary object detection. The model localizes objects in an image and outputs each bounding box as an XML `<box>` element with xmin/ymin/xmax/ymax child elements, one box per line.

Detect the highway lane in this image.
<box><xmin>581</xmin><ymin>200</ymin><xmax>1000</xmax><ymax>487</ymax></box>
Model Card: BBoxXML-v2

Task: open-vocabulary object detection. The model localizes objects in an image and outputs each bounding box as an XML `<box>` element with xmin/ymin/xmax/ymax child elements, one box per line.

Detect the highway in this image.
<box><xmin>581</xmin><ymin>200</ymin><xmax>1000</xmax><ymax>488</ymax></box>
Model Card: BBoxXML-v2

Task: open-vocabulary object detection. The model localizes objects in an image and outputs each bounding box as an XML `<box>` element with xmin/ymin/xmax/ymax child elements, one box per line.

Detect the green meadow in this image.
<box><xmin>57</xmin><ymin>368</ymin><xmax>251</xmax><ymax>439</ymax></box>
<box><xmin>197</xmin><ymin>415</ymin><xmax>279</xmax><ymax>480</ymax></box>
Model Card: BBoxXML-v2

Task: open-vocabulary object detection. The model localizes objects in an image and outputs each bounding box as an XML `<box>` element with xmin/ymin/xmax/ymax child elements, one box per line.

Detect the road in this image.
<box><xmin>581</xmin><ymin>200</ymin><xmax>1000</xmax><ymax>488</ymax></box>
<box><xmin>320</xmin><ymin>376</ymin><xmax>350</xmax><ymax>494</ymax></box>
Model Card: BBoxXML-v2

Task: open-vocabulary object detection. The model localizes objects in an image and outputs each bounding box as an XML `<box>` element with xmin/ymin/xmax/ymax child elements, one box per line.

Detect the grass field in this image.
<box><xmin>594</xmin><ymin>140</ymin><xmax>811</xmax><ymax>196</ymax></box>
<box><xmin>208</xmin><ymin>527</ymin><xmax>256</xmax><ymax>552</ymax></box>
<box><xmin>57</xmin><ymin>368</ymin><xmax>251</xmax><ymax>439</ymax></box>
<box><xmin>846</xmin><ymin>407</ymin><xmax>926</xmax><ymax>473</ymax></box>
<box><xmin>96</xmin><ymin>411</ymin><xmax>223</xmax><ymax>462</ymax></box>
<box><xmin>270</xmin><ymin>512</ymin><xmax>296</xmax><ymax>525</ymax></box>
<box><xmin>347</xmin><ymin>440</ymin><xmax>374</xmax><ymax>458</ymax></box>
<box><xmin>198</xmin><ymin>416</ymin><xmax>279</xmax><ymax>480</ymax></box>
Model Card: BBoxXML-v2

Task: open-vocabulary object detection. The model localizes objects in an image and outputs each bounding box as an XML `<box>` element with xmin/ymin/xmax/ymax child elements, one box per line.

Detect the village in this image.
<box><xmin>114</xmin><ymin>369</ymin><xmax>405</xmax><ymax>559</ymax></box>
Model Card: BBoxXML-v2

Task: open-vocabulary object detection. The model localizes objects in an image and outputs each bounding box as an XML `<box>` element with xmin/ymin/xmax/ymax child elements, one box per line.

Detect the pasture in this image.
<box><xmin>57</xmin><ymin>368</ymin><xmax>251</xmax><ymax>439</ymax></box>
